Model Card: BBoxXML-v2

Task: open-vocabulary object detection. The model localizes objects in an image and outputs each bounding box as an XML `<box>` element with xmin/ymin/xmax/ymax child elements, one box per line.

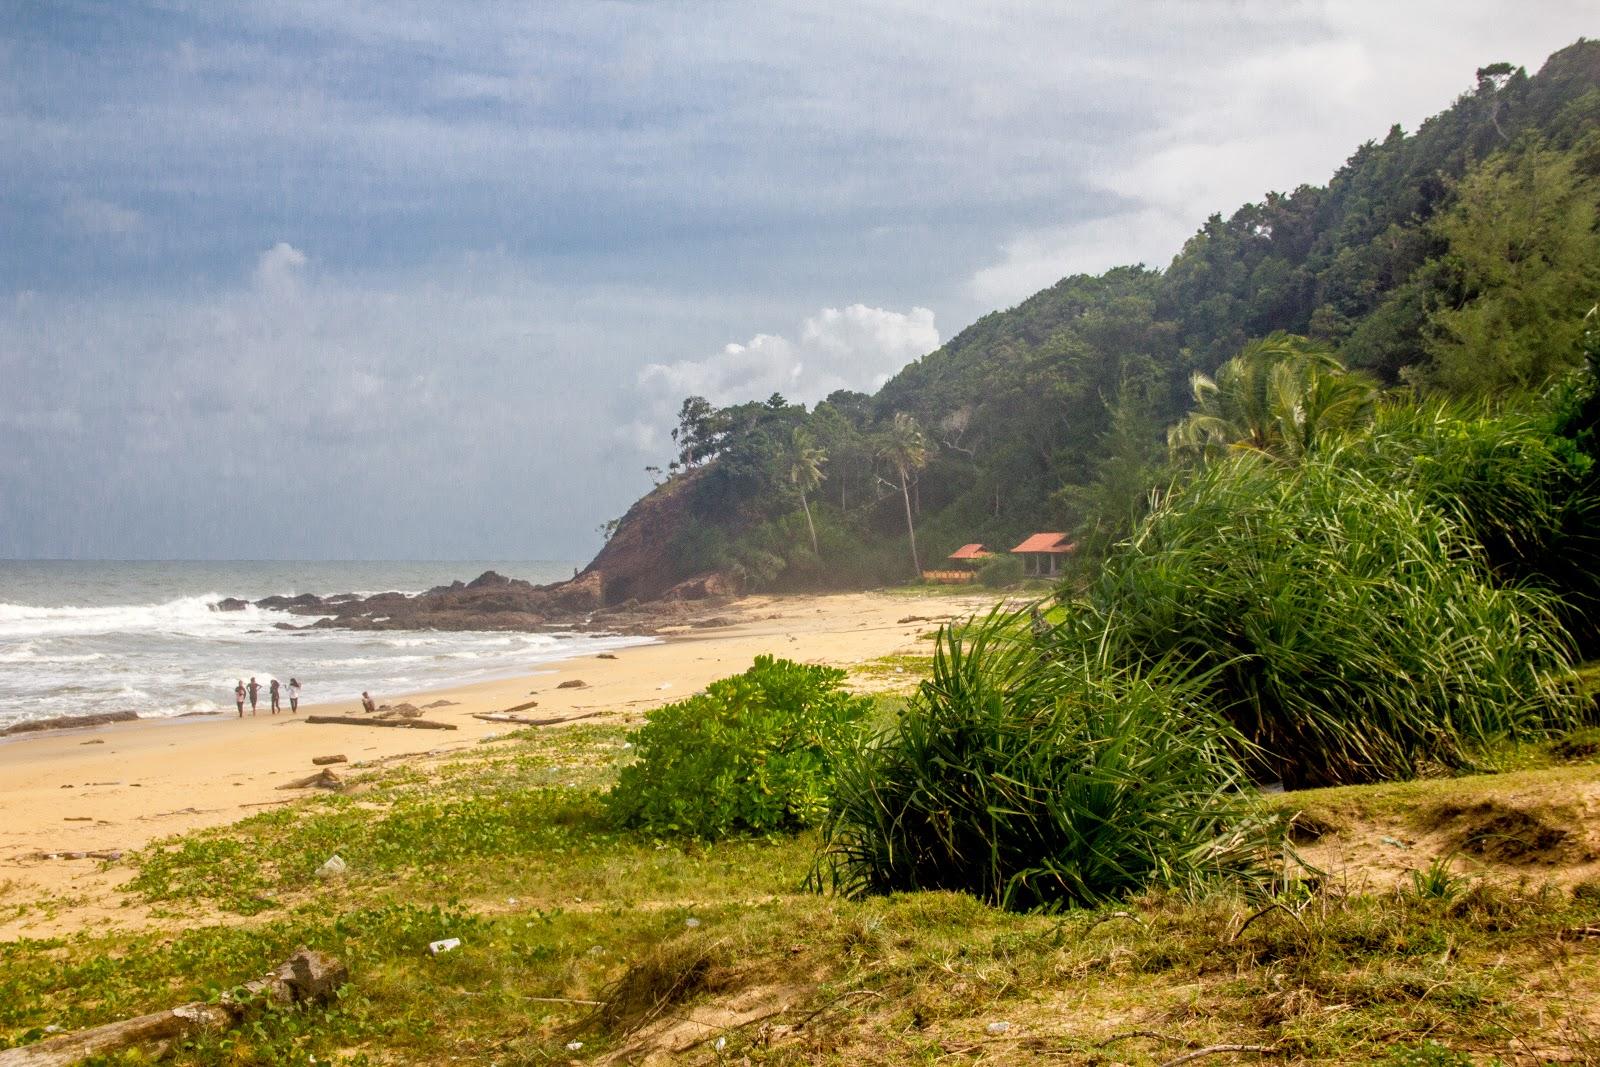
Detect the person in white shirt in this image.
<box><xmin>288</xmin><ymin>677</ymin><xmax>301</xmax><ymax>713</ymax></box>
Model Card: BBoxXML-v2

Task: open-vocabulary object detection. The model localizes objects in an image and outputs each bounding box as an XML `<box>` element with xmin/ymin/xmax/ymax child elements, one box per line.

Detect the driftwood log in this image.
<box><xmin>471</xmin><ymin>710</ymin><xmax>604</xmax><ymax>728</ymax></box>
<box><xmin>0</xmin><ymin>948</ymin><xmax>346</xmax><ymax>1067</ymax></box>
<box><xmin>276</xmin><ymin>769</ymin><xmax>343</xmax><ymax>791</ymax></box>
<box><xmin>304</xmin><ymin>715</ymin><xmax>457</xmax><ymax>731</ymax></box>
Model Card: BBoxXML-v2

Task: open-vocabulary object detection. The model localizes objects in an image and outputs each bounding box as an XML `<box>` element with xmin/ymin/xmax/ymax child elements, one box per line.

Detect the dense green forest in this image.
<box><xmin>628</xmin><ymin>41</ymin><xmax>1600</xmax><ymax>616</ymax></box>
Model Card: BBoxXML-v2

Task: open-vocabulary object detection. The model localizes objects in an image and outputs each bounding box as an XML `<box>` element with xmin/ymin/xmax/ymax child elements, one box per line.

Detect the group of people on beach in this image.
<box><xmin>233</xmin><ymin>676</ymin><xmax>300</xmax><ymax>717</ymax></box>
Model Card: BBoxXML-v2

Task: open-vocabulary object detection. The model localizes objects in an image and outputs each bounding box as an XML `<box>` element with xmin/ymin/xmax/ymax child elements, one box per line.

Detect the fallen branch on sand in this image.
<box><xmin>305</xmin><ymin>715</ymin><xmax>457</xmax><ymax>731</ymax></box>
<box><xmin>25</xmin><ymin>849</ymin><xmax>123</xmax><ymax>862</ymax></box>
<box><xmin>276</xmin><ymin>769</ymin><xmax>344</xmax><ymax>791</ymax></box>
<box><xmin>0</xmin><ymin>948</ymin><xmax>346</xmax><ymax>1067</ymax></box>
<box><xmin>471</xmin><ymin>710</ymin><xmax>605</xmax><ymax>727</ymax></box>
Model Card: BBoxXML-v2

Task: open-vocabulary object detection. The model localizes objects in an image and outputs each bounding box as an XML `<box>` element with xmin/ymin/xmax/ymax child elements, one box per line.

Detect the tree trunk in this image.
<box><xmin>899</xmin><ymin>473</ymin><xmax>921</xmax><ymax>577</ymax></box>
<box><xmin>799</xmin><ymin>488</ymin><xmax>819</xmax><ymax>556</ymax></box>
<box><xmin>0</xmin><ymin>950</ymin><xmax>346</xmax><ymax>1067</ymax></box>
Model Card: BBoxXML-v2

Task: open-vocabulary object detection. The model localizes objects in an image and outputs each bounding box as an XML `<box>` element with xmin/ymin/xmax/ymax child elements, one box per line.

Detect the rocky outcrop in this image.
<box><xmin>576</xmin><ymin>471</ymin><xmax>727</xmax><ymax>605</ymax></box>
<box><xmin>207</xmin><ymin>471</ymin><xmax>735</xmax><ymax>634</ymax></box>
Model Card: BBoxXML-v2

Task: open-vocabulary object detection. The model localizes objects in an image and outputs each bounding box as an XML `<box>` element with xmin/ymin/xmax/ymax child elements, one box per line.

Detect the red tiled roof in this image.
<box><xmin>1010</xmin><ymin>532</ymin><xmax>1076</xmax><ymax>554</ymax></box>
<box><xmin>948</xmin><ymin>543</ymin><xmax>991</xmax><ymax>560</ymax></box>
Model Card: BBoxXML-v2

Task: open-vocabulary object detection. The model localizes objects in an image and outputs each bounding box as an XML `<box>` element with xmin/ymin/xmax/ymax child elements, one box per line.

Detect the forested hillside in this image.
<box><xmin>597</xmin><ymin>40</ymin><xmax>1600</xmax><ymax>597</ymax></box>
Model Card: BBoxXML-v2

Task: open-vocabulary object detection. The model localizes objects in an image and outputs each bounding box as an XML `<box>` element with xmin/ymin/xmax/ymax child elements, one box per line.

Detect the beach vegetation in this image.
<box><xmin>1079</xmin><ymin>446</ymin><xmax>1587</xmax><ymax>787</ymax></box>
<box><xmin>10</xmin><ymin>720</ymin><xmax>1600</xmax><ymax>1064</ymax></box>
<box><xmin>975</xmin><ymin>551</ymin><xmax>1024</xmax><ymax>587</ymax></box>
<box><xmin>606</xmin><ymin>656</ymin><xmax>874</xmax><ymax>838</ymax></box>
<box><xmin>817</xmin><ymin>611</ymin><xmax>1287</xmax><ymax>910</ymax></box>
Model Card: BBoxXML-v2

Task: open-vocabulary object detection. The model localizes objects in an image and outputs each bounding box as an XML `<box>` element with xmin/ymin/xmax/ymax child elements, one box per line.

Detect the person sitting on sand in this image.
<box><xmin>247</xmin><ymin>677</ymin><xmax>260</xmax><ymax>714</ymax></box>
<box><xmin>288</xmin><ymin>677</ymin><xmax>301</xmax><ymax>713</ymax></box>
<box><xmin>234</xmin><ymin>680</ymin><xmax>246</xmax><ymax>718</ymax></box>
<box><xmin>269</xmin><ymin>678</ymin><xmax>281</xmax><ymax>714</ymax></box>
<box><xmin>361</xmin><ymin>691</ymin><xmax>377</xmax><ymax>713</ymax></box>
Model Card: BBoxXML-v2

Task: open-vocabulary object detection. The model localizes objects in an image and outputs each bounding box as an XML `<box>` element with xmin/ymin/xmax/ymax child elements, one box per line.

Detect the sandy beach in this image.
<box><xmin>0</xmin><ymin>590</ymin><xmax>994</xmax><ymax>939</ymax></box>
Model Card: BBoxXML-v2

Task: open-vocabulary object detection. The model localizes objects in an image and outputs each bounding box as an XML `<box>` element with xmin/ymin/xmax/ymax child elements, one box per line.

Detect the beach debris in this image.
<box><xmin>312</xmin><ymin>754</ymin><xmax>347</xmax><ymax>765</ymax></box>
<box><xmin>566</xmin><ymin>1041</ymin><xmax>584</xmax><ymax>1052</ymax></box>
<box><xmin>28</xmin><ymin>849</ymin><xmax>123</xmax><ymax>861</ymax></box>
<box><xmin>428</xmin><ymin>937</ymin><xmax>462</xmax><ymax>956</ymax></box>
<box><xmin>684</xmin><ymin>917</ymin><xmax>701</xmax><ymax>929</ymax></box>
<box><xmin>471</xmin><ymin>710</ymin><xmax>604</xmax><ymax>727</ymax></box>
<box><xmin>80</xmin><ymin>739</ymin><xmax>105</xmax><ymax>745</ymax></box>
<box><xmin>63</xmin><ymin>816</ymin><xmax>93</xmax><ymax>821</ymax></box>
<box><xmin>1</xmin><ymin>710</ymin><xmax>140</xmax><ymax>737</ymax></box>
<box><xmin>377</xmin><ymin>702</ymin><xmax>423</xmax><ymax>719</ymax></box>
<box><xmin>0</xmin><ymin>948</ymin><xmax>347</xmax><ymax>1067</ymax></box>
<box><xmin>986</xmin><ymin>1021</ymin><xmax>1012</xmax><ymax>1035</ymax></box>
<box><xmin>315</xmin><ymin>854</ymin><xmax>348</xmax><ymax>880</ymax></box>
<box><xmin>305</xmin><ymin>714</ymin><xmax>457</xmax><ymax>730</ymax></box>
<box><xmin>1381</xmin><ymin>835</ymin><xmax>1413</xmax><ymax>850</ymax></box>
<box><xmin>278</xmin><ymin>769</ymin><xmax>344</xmax><ymax>791</ymax></box>
<box><xmin>557</xmin><ymin>679</ymin><xmax>588</xmax><ymax>689</ymax></box>
<box><xmin>421</xmin><ymin>699</ymin><xmax>457</xmax><ymax>709</ymax></box>
<box><xmin>597</xmin><ymin>652</ymin><xmax>618</xmax><ymax>659</ymax></box>
<box><xmin>503</xmin><ymin>699</ymin><xmax>540</xmax><ymax>713</ymax></box>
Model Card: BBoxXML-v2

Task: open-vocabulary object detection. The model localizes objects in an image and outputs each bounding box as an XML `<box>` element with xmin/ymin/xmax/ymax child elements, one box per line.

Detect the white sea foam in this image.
<box><xmin>0</xmin><ymin>561</ymin><xmax>637</xmax><ymax>730</ymax></box>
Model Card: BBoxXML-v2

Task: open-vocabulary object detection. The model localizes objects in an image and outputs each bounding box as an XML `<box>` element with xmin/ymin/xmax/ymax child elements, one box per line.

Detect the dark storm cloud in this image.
<box><xmin>0</xmin><ymin>1</ymin><xmax>1593</xmax><ymax>558</ymax></box>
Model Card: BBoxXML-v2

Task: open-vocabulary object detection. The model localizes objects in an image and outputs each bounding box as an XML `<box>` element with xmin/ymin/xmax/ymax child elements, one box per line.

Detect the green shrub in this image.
<box><xmin>1339</xmin><ymin>398</ymin><xmax>1600</xmax><ymax>655</ymax></box>
<box><xmin>816</xmin><ymin>611</ymin><xmax>1285</xmax><ymax>910</ymax></box>
<box><xmin>1087</xmin><ymin>450</ymin><xmax>1586</xmax><ymax>787</ymax></box>
<box><xmin>976</xmin><ymin>553</ymin><xmax>1024</xmax><ymax>588</ymax></box>
<box><xmin>608</xmin><ymin>656</ymin><xmax>873</xmax><ymax>838</ymax></box>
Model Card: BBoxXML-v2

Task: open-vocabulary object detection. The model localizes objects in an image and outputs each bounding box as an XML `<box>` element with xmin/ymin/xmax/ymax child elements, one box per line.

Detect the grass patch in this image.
<box><xmin>8</xmin><ymin>722</ymin><xmax>1600</xmax><ymax>1063</ymax></box>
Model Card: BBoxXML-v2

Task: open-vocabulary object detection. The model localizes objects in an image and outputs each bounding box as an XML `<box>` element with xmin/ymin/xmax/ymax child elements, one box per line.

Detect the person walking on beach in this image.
<box><xmin>234</xmin><ymin>680</ymin><xmax>246</xmax><ymax>717</ymax></box>
<box><xmin>288</xmin><ymin>677</ymin><xmax>301</xmax><ymax>713</ymax></box>
<box><xmin>269</xmin><ymin>678</ymin><xmax>281</xmax><ymax>714</ymax></box>
<box><xmin>247</xmin><ymin>677</ymin><xmax>260</xmax><ymax>714</ymax></box>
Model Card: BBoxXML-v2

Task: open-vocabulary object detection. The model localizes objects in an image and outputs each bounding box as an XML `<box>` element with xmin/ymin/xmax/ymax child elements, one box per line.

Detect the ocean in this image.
<box><xmin>0</xmin><ymin>560</ymin><xmax>651</xmax><ymax>731</ymax></box>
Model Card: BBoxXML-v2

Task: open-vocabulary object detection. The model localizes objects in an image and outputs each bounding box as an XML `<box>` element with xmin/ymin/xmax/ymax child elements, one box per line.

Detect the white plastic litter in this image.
<box><xmin>428</xmin><ymin>937</ymin><xmax>462</xmax><ymax>956</ymax></box>
<box><xmin>566</xmin><ymin>1041</ymin><xmax>584</xmax><ymax>1051</ymax></box>
<box><xmin>684</xmin><ymin>917</ymin><xmax>701</xmax><ymax>928</ymax></box>
<box><xmin>314</xmin><ymin>854</ymin><xmax>348</xmax><ymax>879</ymax></box>
<box><xmin>986</xmin><ymin>1021</ymin><xmax>1012</xmax><ymax>1035</ymax></box>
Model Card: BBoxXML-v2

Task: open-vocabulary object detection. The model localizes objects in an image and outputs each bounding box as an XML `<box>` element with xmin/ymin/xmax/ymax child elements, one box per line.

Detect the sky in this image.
<box><xmin>1</xmin><ymin>2</ymin><xmax>1593</xmax><ymax>561</ymax></box>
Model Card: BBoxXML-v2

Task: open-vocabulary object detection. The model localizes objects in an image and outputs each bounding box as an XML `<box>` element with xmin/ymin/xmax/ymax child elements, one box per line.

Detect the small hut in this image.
<box><xmin>922</xmin><ymin>543</ymin><xmax>991</xmax><ymax>584</ymax></box>
<box><xmin>1009</xmin><ymin>532</ymin><xmax>1075</xmax><ymax>577</ymax></box>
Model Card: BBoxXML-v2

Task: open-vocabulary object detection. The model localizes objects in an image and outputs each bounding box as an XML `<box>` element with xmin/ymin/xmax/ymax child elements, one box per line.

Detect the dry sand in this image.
<box><xmin>0</xmin><ymin>590</ymin><xmax>994</xmax><ymax>939</ymax></box>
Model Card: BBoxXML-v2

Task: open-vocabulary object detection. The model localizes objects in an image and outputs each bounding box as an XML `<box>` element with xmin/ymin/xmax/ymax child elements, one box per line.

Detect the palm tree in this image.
<box><xmin>1168</xmin><ymin>332</ymin><xmax>1378</xmax><ymax>463</ymax></box>
<box><xmin>879</xmin><ymin>413</ymin><xmax>931</xmax><ymax>576</ymax></box>
<box><xmin>788</xmin><ymin>428</ymin><xmax>827</xmax><ymax>556</ymax></box>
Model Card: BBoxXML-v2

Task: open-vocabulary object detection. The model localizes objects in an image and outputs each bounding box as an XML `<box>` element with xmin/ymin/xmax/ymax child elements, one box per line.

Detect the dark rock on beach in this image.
<box><xmin>209</xmin><ymin>477</ymin><xmax>743</xmax><ymax>636</ymax></box>
<box><xmin>2</xmin><ymin>710</ymin><xmax>141</xmax><ymax>737</ymax></box>
<box><xmin>212</xmin><ymin>597</ymin><xmax>250</xmax><ymax>612</ymax></box>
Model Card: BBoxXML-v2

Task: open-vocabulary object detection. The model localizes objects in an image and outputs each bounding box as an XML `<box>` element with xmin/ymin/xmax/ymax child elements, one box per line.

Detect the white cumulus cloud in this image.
<box><xmin>640</xmin><ymin>304</ymin><xmax>937</xmax><ymax>409</ymax></box>
<box><xmin>628</xmin><ymin>303</ymin><xmax>938</xmax><ymax>454</ymax></box>
<box><xmin>253</xmin><ymin>241</ymin><xmax>309</xmax><ymax>294</ymax></box>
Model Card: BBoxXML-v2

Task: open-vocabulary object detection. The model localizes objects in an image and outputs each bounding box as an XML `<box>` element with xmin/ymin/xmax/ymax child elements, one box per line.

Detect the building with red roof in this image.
<box><xmin>1009</xmin><ymin>532</ymin><xmax>1076</xmax><ymax>577</ymax></box>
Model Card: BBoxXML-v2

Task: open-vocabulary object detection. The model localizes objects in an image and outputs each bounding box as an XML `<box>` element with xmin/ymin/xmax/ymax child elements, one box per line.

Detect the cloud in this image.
<box><xmin>964</xmin><ymin>1</ymin><xmax>1599</xmax><ymax>306</ymax></box>
<box><xmin>627</xmin><ymin>304</ymin><xmax>938</xmax><ymax>453</ymax></box>
<box><xmin>253</xmin><ymin>241</ymin><xmax>308</xmax><ymax>293</ymax></box>
<box><xmin>633</xmin><ymin>303</ymin><xmax>937</xmax><ymax>441</ymax></box>
<box><xmin>61</xmin><ymin>196</ymin><xmax>144</xmax><ymax>238</ymax></box>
